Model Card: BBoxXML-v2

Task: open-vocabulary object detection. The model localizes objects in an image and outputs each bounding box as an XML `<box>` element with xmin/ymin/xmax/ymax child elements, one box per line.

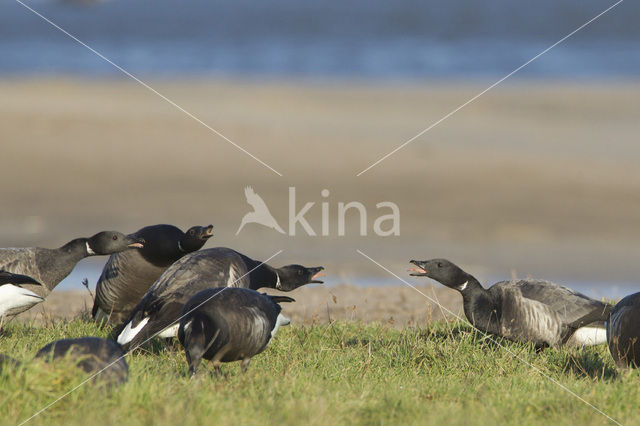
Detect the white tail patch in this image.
<box><xmin>117</xmin><ymin>316</ymin><xmax>150</xmax><ymax>345</ymax></box>
<box><xmin>0</xmin><ymin>285</ymin><xmax>44</xmax><ymax>316</ymax></box>
<box><xmin>271</xmin><ymin>313</ymin><xmax>291</xmax><ymax>338</ymax></box>
<box><xmin>568</xmin><ymin>326</ymin><xmax>607</xmax><ymax>346</ymax></box>
<box><xmin>157</xmin><ymin>323</ymin><xmax>179</xmax><ymax>339</ymax></box>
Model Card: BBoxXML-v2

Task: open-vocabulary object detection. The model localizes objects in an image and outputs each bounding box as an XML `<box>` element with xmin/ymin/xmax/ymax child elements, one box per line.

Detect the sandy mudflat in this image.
<box><xmin>1</xmin><ymin>78</ymin><xmax>639</xmax><ymax>293</ymax></box>
<box><xmin>13</xmin><ymin>285</ymin><xmax>463</xmax><ymax>329</ymax></box>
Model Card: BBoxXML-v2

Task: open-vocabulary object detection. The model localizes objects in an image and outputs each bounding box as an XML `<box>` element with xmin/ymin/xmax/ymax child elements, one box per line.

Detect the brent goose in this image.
<box><xmin>0</xmin><ymin>271</ymin><xmax>45</xmax><ymax>318</ymax></box>
<box><xmin>0</xmin><ymin>231</ymin><xmax>144</xmax><ymax>314</ymax></box>
<box><xmin>92</xmin><ymin>224</ymin><xmax>213</xmax><ymax>325</ymax></box>
<box><xmin>116</xmin><ymin>247</ymin><xmax>324</xmax><ymax>351</ymax></box>
<box><xmin>35</xmin><ymin>337</ymin><xmax>128</xmax><ymax>386</ymax></box>
<box><xmin>178</xmin><ymin>287</ymin><xmax>294</xmax><ymax>375</ymax></box>
<box><xmin>607</xmin><ymin>292</ymin><xmax>640</xmax><ymax>369</ymax></box>
<box><xmin>409</xmin><ymin>258</ymin><xmax>612</xmax><ymax>348</ymax></box>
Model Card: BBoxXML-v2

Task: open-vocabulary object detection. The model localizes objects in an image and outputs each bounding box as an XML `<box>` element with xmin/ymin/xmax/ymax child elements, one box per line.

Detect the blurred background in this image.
<box><xmin>1</xmin><ymin>0</ymin><xmax>638</xmax><ymax>301</ymax></box>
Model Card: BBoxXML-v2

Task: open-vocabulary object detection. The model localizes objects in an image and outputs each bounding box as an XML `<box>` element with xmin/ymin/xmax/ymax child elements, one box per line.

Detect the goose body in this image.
<box><xmin>178</xmin><ymin>287</ymin><xmax>294</xmax><ymax>375</ymax></box>
<box><xmin>0</xmin><ymin>271</ymin><xmax>44</xmax><ymax>317</ymax></box>
<box><xmin>410</xmin><ymin>259</ymin><xmax>611</xmax><ymax>348</ymax></box>
<box><xmin>115</xmin><ymin>247</ymin><xmax>323</xmax><ymax>351</ymax></box>
<box><xmin>0</xmin><ymin>231</ymin><xmax>143</xmax><ymax>313</ymax></box>
<box><xmin>92</xmin><ymin>224</ymin><xmax>213</xmax><ymax>325</ymax></box>
<box><xmin>607</xmin><ymin>292</ymin><xmax>640</xmax><ymax>369</ymax></box>
<box><xmin>35</xmin><ymin>337</ymin><xmax>128</xmax><ymax>386</ymax></box>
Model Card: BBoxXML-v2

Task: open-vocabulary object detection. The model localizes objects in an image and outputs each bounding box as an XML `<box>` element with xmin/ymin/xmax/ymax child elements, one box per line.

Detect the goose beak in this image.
<box><xmin>310</xmin><ymin>267</ymin><xmax>325</xmax><ymax>283</ymax></box>
<box><xmin>126</xmin><ymin>234</ymin><xmax>145</xmax><ymax>249</ymax></box>
<box><xmin>409</xmin><ymin>260</ymin><xmax>428</xmax><ymax>276</ymax></box>
<box><xmin>200</xmin><ymin>225</ymin><xmax>214</xmax><ymax>239</ymax></box>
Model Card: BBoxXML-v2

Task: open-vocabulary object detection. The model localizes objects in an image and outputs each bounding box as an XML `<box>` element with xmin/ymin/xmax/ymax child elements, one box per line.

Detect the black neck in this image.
<box><xmin>247</xmin><ymin>262</ymin><xmax>279</xmax><ymax>291</ymax></box>
<box><xmin>35</xmin><ymin>239</ymin><xmax>90</xmax><ymax>290</ymax></box>
<box><xmin>460</xmin><ymin>276</ymin><xmax>501</xmax><ymax>334</ymax></box>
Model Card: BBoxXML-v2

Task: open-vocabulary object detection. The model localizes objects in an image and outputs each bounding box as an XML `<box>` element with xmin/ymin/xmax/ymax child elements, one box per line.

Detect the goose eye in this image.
<box><xmin>112</xmin><ymin>235</ymin><xmax>118</xmax><ymax>241</ymax></box>
<box><xmin>437</xmin><ymin>262</ymin><xmax>443</xmax><ymax>268</ymax></box>
<box><xmin>188</xmin><ymin>230</ymin><xmax>195</xmax><ymax>236</ymax></box>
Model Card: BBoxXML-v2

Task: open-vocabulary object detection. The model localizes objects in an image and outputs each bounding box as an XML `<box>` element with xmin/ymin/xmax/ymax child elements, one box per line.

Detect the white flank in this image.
<box><xmin>458</xmin><ymin>281</ymin><xmax>468</xmax><ymax>291</ymax></box>
<box><xmin>117</xmin><ymin>316</ymin><xmax>150</xmax><ymax>345</ymax></box>
<box><xmin>569</xmin><ymin>326</ymin><xmax>607</xmax><ymax>346</ymax></box>
<box><xmin>271</xmin><ymin>313</ymin><xmax>290</xmax><ymax>338</ymax></box>
<box><xmin>85</xmin><ymin>242</ymin><xmax>96</xmax><ymax>255</ymax></box>
<box><xmin>0</xmin><ymin>285</ymin><xmax>44</xmax><ymax>316</ymax></box>
<box><xmin>157</xmin><ymin>323</ymin><xmax>179</xmax><ymax>338</ymax></box>
<box><xmin>227</xmin><ymin>265</ymin><xmax>238</xmax><ymax>287</ymax></box>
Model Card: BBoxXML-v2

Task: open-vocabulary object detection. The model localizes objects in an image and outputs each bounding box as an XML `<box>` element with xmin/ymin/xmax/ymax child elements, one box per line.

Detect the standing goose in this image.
<box><xmin>0</xmin><ymin>271</ymin><xmax>44</xmax><ymax>318</ymax></box>
<box><xmin>116</xmin><ymin>247</ymin><xmax>324</xmax><ymax>351</ymax></box>
<box><xmin>92</xmin><ymin>224</ymin><xmax>213</xmax><ymax>325</ymax></box>
<box><xmin>0</xmin><ymin>231</ymin><xmax>143</xmax><ymax>315</ymax></box>
<box><xmin>409</xmin><ymin>259</ymin><xmax>612</xmax><ymax>348</ymax></box>
<box><xmin>607</xmin><ymin>292</ymin><xmax>640</xmax><ymax>369</ymax></box>
<box><xmin>35</xmin><ymin>337</ymin><xmax>128</xmax><ymax>386</ymax></box>
<box><xmin>178</xmin><ymin>287</ymin><xmax>294</xmax><ymax>375</ymax></box>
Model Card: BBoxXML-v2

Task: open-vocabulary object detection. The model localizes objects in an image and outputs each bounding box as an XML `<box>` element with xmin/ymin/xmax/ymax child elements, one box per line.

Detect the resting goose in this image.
<box><xmin>409</xmin><ymin>258</ymin><xmax>611</xmax><ymax>348</ymax></box>
<box><xmin>0</xmin><ymin>231</ymin><xmax>143</xmax><ymax>315</ymax></box>
<box><xmin>178</xmin><ymin>287</ymin><xmax>294</xmax><ymax>375</ymax></box>
<box><xmin>35</xmin><ymin>337</ymin><xmax>128</xmax><ymax>386</ymax></box>
<box><xmin>92</xmin><ymin>224</ymin><xmax>213</xmax><ymax>325</ymax></box>
<box><xmin>0</xmin><ymin>271</ymin><xmax>44</xmax><ymax>318</ymax></box>
<box><xmin>116</xmin><ymin>247</ymin><xmax>324</xmax><ymax>351</ymax></box>
<box><xmin>607</xmin><ymin>292</ymin><xmax>640</xmax><ymax>369</ymax></box>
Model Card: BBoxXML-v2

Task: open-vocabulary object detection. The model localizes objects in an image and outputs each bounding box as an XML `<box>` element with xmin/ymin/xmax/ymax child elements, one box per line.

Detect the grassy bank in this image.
<box><xmin>0</xmin><ymin>319</ymin><xmax>637</xmax><ymax>425</ymax></box>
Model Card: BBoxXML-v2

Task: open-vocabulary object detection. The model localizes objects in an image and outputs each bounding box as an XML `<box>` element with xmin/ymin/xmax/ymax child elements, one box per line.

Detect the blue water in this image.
<box><xmin>1</xmin><ymin>0</ymin><xmax>638</xmax><ymax>79</ymax></box>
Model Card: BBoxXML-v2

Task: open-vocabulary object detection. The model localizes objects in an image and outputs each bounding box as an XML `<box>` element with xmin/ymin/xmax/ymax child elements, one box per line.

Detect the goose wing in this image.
<box><xmin>498</xmin><ymin>285</ymin><xmax>564</xmax><ymax>347</ymax></box>
<box><xmin>508</xmin><ymin>279</ymin><xmax>611</xmax><ymax>327</ymax></box>
<box><xmin>0</xmin><ymin>249</ymin><xmax>41</xmax><ymax>282</ymax></box>
<box><xmin>0</xmin><ymin>270</ymin><xmax>42</xmax><ymax>286</ymax></box>
<box><xmin>148</xmin><ymin>248</ymin><xmax>251</xmax><ymax>297</ymax></box>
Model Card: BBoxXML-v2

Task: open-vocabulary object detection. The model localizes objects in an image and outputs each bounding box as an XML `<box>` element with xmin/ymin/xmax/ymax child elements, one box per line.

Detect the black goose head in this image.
<box><xmin>409</xmin><ymin>259</ymin><xmax>470</xmax><ymax>290</ymax></box>
<box><xmin>86</xmin><ymin>231</ymin><xmax>145</xmax><ymax>256</ymax></box>
<box><xmin>275</xmin><ymin>265</ymin><xmax>325</xmax><ymax>291</ymax></box>
<box><xmin>179</xmin><ymin>225</ymin><xmax>214</xmax><ymax>253</ymax></box>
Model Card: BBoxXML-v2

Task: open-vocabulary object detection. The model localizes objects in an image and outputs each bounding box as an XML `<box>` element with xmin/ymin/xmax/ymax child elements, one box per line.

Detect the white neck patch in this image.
<box><xmin>458</xmin><ymin>280</ymin><xmax>468</xmax><ymax>291</ymax></box>
<box><xmin>275</xmin><ymin>273</ymin><xmax>282</xmax><ymax>290</ymax></box>
<box><xmin>178</xmin><ymin>241</ymin><xmax>186</xmax><ymax>253</ymax></box>
<box><xmin>86</xmin><ymin>242</ymin><xmax>96</xmax><ymax>255</ymax></box>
